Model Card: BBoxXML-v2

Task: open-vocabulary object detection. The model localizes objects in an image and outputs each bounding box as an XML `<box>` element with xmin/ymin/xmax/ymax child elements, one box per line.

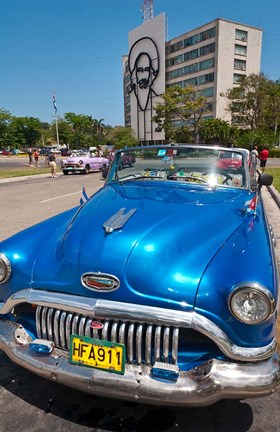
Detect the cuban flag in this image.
<box><xmin>53</xmin><ymin>92</ymin><xmax>57</xmax><ymax>113</ymax></box>
<box><xmin>244</xmin><ymin>195</ymin><xmax>257</xmax><ymax>214</ymax></box>
<box><xmin>80</xmin><ymin>186</ymin><xmax>89</xmax><ymax>206</ymax></box>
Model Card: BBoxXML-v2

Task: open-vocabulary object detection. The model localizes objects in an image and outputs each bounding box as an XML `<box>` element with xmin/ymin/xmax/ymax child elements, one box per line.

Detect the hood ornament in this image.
<box><xmin>103</xmin><ymin>207</ymin><xmax>137</xmax><ymax>234</ymax></box>
<box><xmin>81</xmin><ymin>273</ymin><xmax>120</xmax><ymax>292</ymax></box>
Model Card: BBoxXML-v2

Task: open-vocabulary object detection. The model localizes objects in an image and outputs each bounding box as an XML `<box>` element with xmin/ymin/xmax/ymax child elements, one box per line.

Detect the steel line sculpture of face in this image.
<box><xmin>136</xmin><ymin>53</ymin><xmax>152</xmax><ymax>89</ymax></box>
<box><xmin>128</xmin><ymin>37</ymin><xmax>159</xmax><ymax>111</ymax></box>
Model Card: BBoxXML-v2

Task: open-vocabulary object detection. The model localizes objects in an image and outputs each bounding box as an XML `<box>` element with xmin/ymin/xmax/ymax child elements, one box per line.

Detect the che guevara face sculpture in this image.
<box><xmin>128</xmin><ymin>37</ymin><xmax>159</xmax><ymax>111</ymax></box>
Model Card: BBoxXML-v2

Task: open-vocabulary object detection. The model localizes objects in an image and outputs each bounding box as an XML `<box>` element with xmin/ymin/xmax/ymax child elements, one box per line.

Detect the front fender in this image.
<box><xmin>195</xmin><ymin>212</ymin><xmax>278</xmax><ymax>347</ymax></box>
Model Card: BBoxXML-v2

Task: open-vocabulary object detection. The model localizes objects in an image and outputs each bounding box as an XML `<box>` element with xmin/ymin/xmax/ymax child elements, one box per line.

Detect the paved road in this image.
<box><xmin>0</xmin><ymin>173</ymin><xmax>280</xmax><ymax>432</ymax></box>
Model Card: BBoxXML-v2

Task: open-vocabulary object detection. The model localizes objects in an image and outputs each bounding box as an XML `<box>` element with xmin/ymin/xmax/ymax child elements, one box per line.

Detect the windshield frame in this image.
<box><xmin>105</xmin><ymin>144</ymin><xmax>251</xmax><ymax>190</ymax></box>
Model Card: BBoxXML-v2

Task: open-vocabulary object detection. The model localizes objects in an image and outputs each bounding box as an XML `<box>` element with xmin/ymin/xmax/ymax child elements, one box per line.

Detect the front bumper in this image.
<box><xmin>62</xmin><ymin>166</ymin><xmax>84</xmax><ymax>173</ymax></box>
<box><xmin>0</xmin><ymin>318</ymin><xmax>280</xmax><ymax>407</ymax></box>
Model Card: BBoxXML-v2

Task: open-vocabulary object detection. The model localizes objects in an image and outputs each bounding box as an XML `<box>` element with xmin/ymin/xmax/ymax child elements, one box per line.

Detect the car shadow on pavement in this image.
<box><xmin>0</xmin><ymin>352</ymin><xmax>253</xmax><ymax>432</ymax></box>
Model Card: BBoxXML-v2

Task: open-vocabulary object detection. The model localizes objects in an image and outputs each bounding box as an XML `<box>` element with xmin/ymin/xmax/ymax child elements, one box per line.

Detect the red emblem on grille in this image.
<box><xmin>90</xmin><ymin>321</ymin><xmax>104</xmax><ymax>330</ymax></box>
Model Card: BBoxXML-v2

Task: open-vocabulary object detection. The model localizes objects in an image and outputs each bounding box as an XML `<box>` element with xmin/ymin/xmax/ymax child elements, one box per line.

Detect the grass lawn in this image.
<box><xmin>0</xmin><ymin>166</ymin><xmax>52</xmax><ymax>178</ymax></box>
<box><xmin>265</xmin><ymin>168</ymin><xmax>280</xmax><ymax>193</ymax></box>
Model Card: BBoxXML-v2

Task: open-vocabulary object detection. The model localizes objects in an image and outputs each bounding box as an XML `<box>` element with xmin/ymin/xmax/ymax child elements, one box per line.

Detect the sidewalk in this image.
<box><xmin>261</xmin><ymin>185</ymin><xmax>280</xmax><ymax>269</ymax></box>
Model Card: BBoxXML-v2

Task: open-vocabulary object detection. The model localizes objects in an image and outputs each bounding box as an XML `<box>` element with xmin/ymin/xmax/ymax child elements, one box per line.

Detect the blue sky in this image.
<box><xmin>1</xmin><ymin>0</ymin><xmax>279</xmax><ymax>126</ymax></box>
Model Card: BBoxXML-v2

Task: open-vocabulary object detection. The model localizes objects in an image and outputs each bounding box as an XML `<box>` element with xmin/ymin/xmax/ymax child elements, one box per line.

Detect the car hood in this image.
<box><xmin>32</xmin><ymin>183</ymin><xmax>250</xmax><ymax>311</ymax></box>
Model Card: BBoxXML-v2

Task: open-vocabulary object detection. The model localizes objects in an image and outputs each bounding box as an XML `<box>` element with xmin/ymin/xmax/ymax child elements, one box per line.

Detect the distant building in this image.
<box><xmin>123</xmin><ymin>14</ymin><xmax>263</xmax><ymax>145</ymax></box>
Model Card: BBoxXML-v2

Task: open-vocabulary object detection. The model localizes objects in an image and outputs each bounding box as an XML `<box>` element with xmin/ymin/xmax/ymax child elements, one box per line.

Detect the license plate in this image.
<box><xmin>70</xmin><ymin>334</ymin><xmax>125</xmax><ymax>375</ymax></box>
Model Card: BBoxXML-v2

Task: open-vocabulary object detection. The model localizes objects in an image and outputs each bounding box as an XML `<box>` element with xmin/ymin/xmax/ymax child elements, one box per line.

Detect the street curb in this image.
<box><xmin>267</xmin><ymin>184</ymin><xmax>280</xmax><ymax>210</ymax></box>
<box><xmin>0</xmin><ymin>172</ymin><xmax>63</xmax><ymax>183</ymax></box>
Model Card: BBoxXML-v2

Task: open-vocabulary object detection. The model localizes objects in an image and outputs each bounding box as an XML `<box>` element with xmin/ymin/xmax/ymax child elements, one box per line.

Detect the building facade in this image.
<box><xmin>123</xmin><ymin>15</ymin><xmax>263</xmax><ymax>144</ymax></box>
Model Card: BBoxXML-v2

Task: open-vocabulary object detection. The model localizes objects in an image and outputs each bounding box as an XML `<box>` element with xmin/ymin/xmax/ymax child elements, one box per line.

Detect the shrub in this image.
<box><xmin>270</xmin><ymin>148</ymin><xmax>280</xmax><ymax>158</ymax></box>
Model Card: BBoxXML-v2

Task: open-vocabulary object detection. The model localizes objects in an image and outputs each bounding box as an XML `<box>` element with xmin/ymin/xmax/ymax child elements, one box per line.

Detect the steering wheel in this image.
<box><xmin>217</xmin><ymin>170</ymin><xmax>233</xmax><ymax>185</ymax></box>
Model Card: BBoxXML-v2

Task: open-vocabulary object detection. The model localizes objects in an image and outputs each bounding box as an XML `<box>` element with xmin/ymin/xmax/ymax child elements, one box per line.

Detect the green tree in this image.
<box><xmin>106</xmin><ymin>126</ymin><xmax>138</xmax><ymax>149</ymax></box>
<box><xmin>199</xmin><ymin>118</ymin><xmax>238</xmax><ymax>146</ymax></box>
<box><xmin>262</xmin><ymin>79</ymin><xmax>280</xmax><ymax>136</ymax></box>
<box><xmin>64</xmin><ymin>112</ymin><xmax>92</xmax><ymax>148</ymax></box>
<box><xmin>7</xmin><ymin>116</ymin><xmax>42</xmax><ymax>148</ymax></box>
<box><xmin>222</xmin><ymin>73</ymin><xmax>280</xmax><ymax>131</ymax></box>
<box><xmin>152</xmin><ymin>85</ymin><xmax>210</xmax><ymax>143</ymax></box>
<box><xmin>50</xmin><ymin>118</ymin><xmax>72</xmax><ymax>147</ymax></box>
<box><xmin>87</xmin><ymin>116</ymin><xmax>106</xmax><ymax>147</ymax></box>
<box><xmin>0</xmin><ymin>108</ymin><xmax>13</xmax><ymax>148</ymax></box>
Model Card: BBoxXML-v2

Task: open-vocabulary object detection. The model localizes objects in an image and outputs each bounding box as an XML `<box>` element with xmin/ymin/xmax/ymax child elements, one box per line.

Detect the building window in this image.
<box><xmin>233</xmin><ymin>73</ymin><xmax>244</xmax><ymax>83</ymax></box>
<box><xmin>197</xmin><ymin>87</ymin><xmax>214</xmax><ymax>98</ymax></box>
<box><xmin>184</xmin><ymin>34</ymin><xmax>200</xmax><ymax>47</ymax></box>
<box><xmin>200</xmin><ymin>58</ymin><xmax>215</xmax><ymax>71</ymax></box>
<box><xmin>184</xmin><ymin>49</ymin><xmax>199</xmax><ymax>61</ymax></box>
<box><xmin>235</xmin><ymin>44</ymin><xmax>247</xmax><ymax>56</ymax></box>
<box><xmin>169</xmin><ymin>40</ymin><xmax>184</xmax><ymax>53</ymax></box>
<box><xmin>183</xmin><ymin>27</ymin><xmax>216</xmax><ymax>48</ymax></box>
<box><xmin>198</xmin><ymin>73</ymin><xmax>214</xmax><ymax>85</ymax></box>
<box><xmin>169</xmin><ymin>54</ymin><xmax>184</xmax><ymax>66</ymax></box>
<box><xmin>235</xmin><ymin>29</ymin><xmax>248</xmax><ymax>42</ymax></box>
<box><xmin>181</xmin><ymin>73</ymin><xmax>214</xmax><ymax>88</ymax></box>
<box><xmin>234</xmin><ymin>59</ymin><xmax>246</xmax><ymax>70</ymax></box>
<box><xmin>199</xmin><ymin>42</ymin><xmax>215</xmax><ymax>56</ymax></box>
<box><xmin>166</xmin><ymin>58</ymin><xmax>214</xmax><ymax>81</ymax></box>
<box><xmin>200</xmin><ymin>27</ymin><xmax>216</xmax><ymax>41</ymax></box>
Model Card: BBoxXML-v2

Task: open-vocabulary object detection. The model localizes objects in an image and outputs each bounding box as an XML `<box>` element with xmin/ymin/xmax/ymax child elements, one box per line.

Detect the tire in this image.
<box><xmin>84</xmin><ymin>165</ymin><xmax>90</xmax><ymax>174</ymax></box>
<box><xmin>63</xmin><ymin>170</ymin><xmax>69</xmax><ymax>175</ymax></box>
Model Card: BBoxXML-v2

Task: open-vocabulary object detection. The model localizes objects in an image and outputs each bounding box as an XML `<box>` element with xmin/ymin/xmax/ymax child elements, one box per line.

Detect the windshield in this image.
<box><xmin>107</xmin><ymin>146</ymin><xmax>248</xmax><ymax>189</ymax></box>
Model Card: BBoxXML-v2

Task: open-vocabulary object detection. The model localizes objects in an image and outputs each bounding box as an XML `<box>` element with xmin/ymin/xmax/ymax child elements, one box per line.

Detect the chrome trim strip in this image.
<box><xmin>81</xmin><ymin>272</ymin><xmax>120</xmax><ymax>292</ymax></box>
<box><xmin>154</xmin><ymin>326</ymin><xmax>161</xmax><ymax>362</ymax></box>
<box><xmin>111</xmin><ymin>322</ymin><xmax>118</xmax><ymax>343</ymax></box>
<box><xmin>60</xmin><ymin>312</ymin><xmax>67</xmax><ymax>348</ymax></box>
<box><xmin>0</xmin><ymin>289</ymin><xmax>277</xmax><ymax>361</ymax></box>
<box><xmin>172</xmin><ymin>328</ymin><xmax>179</xmax><ymax>365</ymax></box>
<box><xmin>228</xmin><ymin>282</ymin><xmax>276</xmax><ymax>324</ymax></box>
<box><xmin>127</xmin><ymin>323</ymin><xmax>134</xmax><ymax>363</ymax></box>
<box><xmin>36</xmin><ymin>306</ymin><xmax>42</xmax><ymax>339</ymax></box>
<box><xmin>54</xmin><ymin>310</ymin><xmax>60</xmax><ymax>346</ymax></box>
<box><xmin>0</xmin><ymin>252</ymin><xmax>12</xmax><ymax>284</ymax></box>
<box><xmin>136</xmin><ymin>324</ymin><xmax>143</xmax><ymax>365</ymax></box>
<box><xmin>163</xmin><ymin>327</ymin><xmax>170</xmax><ymax>363</ymax></box>
<box><xmin>103</xmin><ymin>207</ymin><xmax>137</xmax><ymax>233</ymax></box>
<box><xmin>146</xmin><ymin>325</ymin><xmax>152</xmax><ymax>365</ymax></box>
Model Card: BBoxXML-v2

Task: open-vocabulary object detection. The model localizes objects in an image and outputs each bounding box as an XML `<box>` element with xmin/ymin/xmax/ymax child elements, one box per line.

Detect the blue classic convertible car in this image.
<box><xmin>0</xmin><ymin>144</ymin><xmax>279</xmax><ymax>406</ymax></box>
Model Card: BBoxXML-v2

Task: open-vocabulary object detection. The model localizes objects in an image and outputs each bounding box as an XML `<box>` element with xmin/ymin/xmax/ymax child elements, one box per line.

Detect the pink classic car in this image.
<box><xmin>61</xmin><ymin>153</ymin><xmax>109</xmax><ymax>175</ymax></box>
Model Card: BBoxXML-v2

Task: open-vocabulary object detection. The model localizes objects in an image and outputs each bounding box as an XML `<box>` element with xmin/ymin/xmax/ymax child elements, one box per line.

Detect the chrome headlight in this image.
<box><xmin>228</xmin><ymin>283</ymin><xmax>275</xmax><ymax>324</ymax></box>
<box><xmin>79</xmin><ymin>160</ymin><xmax>84</xmax><ymax>165</ymax></box>
<box><xmin>0</xmin><ymin>253</ymin><xmax>12</xmax><ymax>284</ymax></box>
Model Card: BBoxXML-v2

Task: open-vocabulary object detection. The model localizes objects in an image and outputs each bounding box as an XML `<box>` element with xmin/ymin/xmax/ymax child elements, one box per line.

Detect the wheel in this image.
<box><xmin>84</xmin><ymin>165</ymin><xmax>90</xmax><ymax>174</ymax></box>
<box><xmin>63</xmin><ymin>170</ymin><xmax>68</xmax><ymax>175</ymax></box>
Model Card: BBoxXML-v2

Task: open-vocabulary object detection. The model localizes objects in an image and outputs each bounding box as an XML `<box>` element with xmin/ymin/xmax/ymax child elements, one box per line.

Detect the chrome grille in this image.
<box><xmin>36</xmin><ymin>306</ymin><xmax>179</xmax><ymax>365</ymax></box>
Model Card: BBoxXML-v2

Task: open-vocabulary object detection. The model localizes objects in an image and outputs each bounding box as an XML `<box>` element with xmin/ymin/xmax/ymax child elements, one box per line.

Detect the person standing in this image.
<box><xmin>48</xmin><ymin>151</ymin><xmax>57</xmax><ymax>177</ymax></box>
<box><xmin>249</xmin><ymin>145</ymin><xmax>258</xmax><ymax>176</ymax></box>
<box><xmin>33</xmin><ymin>149</ymin><xmax>40</xmax><ymax>167</ymax></box>
<box><xmin>259</xmin><ymin>147</ymin><xmax>269</xmax><ymax>172</ymax></box>
<box><xmin>27</xmin><ymin>148</ymin><xmax>33</xmax><ymax>166</ymax></box>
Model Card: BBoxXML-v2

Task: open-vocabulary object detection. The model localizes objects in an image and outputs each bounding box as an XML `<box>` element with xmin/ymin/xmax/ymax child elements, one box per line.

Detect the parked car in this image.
<box><xmin>61</xmin><ymin>153</ymin><xmax>109</xmax><ymax>174</ymax></box>
<box><xmin>118</xmin><ymin>153</ymin><xmax>136</xmax><ymax>169</ymax></box>
<box><xmin>0</xmin><ymin>144</ymin><xmax>279</xmax><ymax>407</ymax></box>
<box><xmin>1</xmin><ymin>149</ymin><xmax>13</xmax><ymax>156</ymax></box>
<box><xmin>215</xmin><ymin>150</ymin><xmax>243</xmax><ymax>169</ymax></box>
<box><xmin>60</xmin><ymin>148</ymin><xmax>72</xmax><ymax>157</ymax></box>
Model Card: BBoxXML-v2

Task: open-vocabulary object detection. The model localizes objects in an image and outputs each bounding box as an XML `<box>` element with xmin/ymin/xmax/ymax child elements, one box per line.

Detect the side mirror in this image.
<box><xmin>258</xmin><ymin>173</ymin><xmax>273</xmax><ymax>187</ymax></box>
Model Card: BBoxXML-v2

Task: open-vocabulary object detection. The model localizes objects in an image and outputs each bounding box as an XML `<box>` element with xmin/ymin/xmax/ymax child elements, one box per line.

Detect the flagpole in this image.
<box><xmin>52</xmin><ymin>92</ymin><xmax>60</xmax><ymax>147</ymax></box>
<box><xmin>55</xmin><ymin>115</ymin><xmax>60</xmax><ymax>147</ymax></box>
